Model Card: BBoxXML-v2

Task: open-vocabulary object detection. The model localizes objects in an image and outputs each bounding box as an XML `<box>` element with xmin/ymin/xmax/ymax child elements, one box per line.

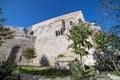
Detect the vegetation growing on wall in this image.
<box><xmin>22</xmin><ymin>47</ymin><xmax>36</xmax><ymax>65</ymax></box>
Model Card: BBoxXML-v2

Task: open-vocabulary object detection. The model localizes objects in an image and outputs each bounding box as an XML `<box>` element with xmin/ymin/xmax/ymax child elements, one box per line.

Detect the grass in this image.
<box><xmin>13</xmin><ymin>65</ymin><xmax>119</xmax><ymax>80</ymax></box>
<box><xmin>108</xmin><ymin>70</ymin><xmax>119</xmax><ymax>76</ymax></box>
<box><xmin>17</xmin><ymin>65</ymin><xmax>52</xmax><ymax>70</ymax></box>
<box><xmin>13</xmin><ymin>65</ymin><xmax>70</xmax><ymax>78</ymax></box>
<box><xmin>99</xmin><ymin>70</ymin><xmax>119</xmax><ymax>76</ymax></box>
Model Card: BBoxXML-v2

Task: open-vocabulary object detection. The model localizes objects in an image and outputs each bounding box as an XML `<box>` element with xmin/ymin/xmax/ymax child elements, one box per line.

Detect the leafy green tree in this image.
<box><xmin>98</xmin><ymin>0</ymin><xmax>120</xmax><ymax>51</ymax></box>
<box><xmin>0</xmin><ymin>8</ymin><xmax>13</xmax><ymax>45</ymax></box>
<box><xmin>0</xmin><ymin>8</ymin><xmax>15</xmax><ymax>80</ymax></box>
<box><xmin>93</xmin><ymin>30</ymin><xmax>120</xmax><ymax>75</ymax></box>
<box><xmin>68</xmin><ymin>23</ymin><xmax>93</xmax><ymax>79</ymax></box>
<box><xmin>0</xmin><ymin>8</ymin><xmax>5</xmax><ymax>22</ymax></box>
<box><xmin>99</xmin><ymin>0</ymin><xmax>120</xmax><ymax>24</ymax></box>
<box><xmin>99</xmin><ymin>0</ymin><xmax>120</xmax><ymax>37</ymax></box>
<box><xmin>94</xmin><ymin>1</ymin><xmax>120</xmax><ymax>75</ymax></box>
<box><xmin>22</xmin><ymin>47</ymin><xmax>36</xmax><ymax>65</ymax></box>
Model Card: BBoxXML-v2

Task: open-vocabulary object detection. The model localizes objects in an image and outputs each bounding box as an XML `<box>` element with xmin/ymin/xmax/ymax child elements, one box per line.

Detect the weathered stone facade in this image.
<box><xmin>0</xmin><ymin>10</ymin><xmax>100</xmax><ymax>67</ymax></box>
<box><xmin>30</xmin><ymin>10</ymin><xmax>100</xmax><ymax>66</ymax></box>
<box><xmin>0</xmin><ymin>27</ymin><xmax>35</xmax><ymax>63</ymax></box>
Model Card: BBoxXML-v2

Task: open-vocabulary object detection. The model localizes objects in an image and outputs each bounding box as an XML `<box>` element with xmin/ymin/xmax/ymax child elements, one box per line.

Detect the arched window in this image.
<box><xmin>60</xmin><ymin>29</ymin><xmax>63</xmax><ymax>35</ymax></box>
<box><xmin>23</xmin><ymin>28</ymin><xmax>28</xmax><ymax>34</ymax></box>
<box><xmin>30</xmin><ymin>31</ymin><xmax>33</xmax><ymax>35</ymax></box>
<box><xmin>58</xmin><ymin>30</ymin><xmax>60</xmax><ymax>36</ymax></box>
<box><xmin>78</xmin><ymin>19</ymin><xmax>82</xmax><ymax>23</ymax></box>
<box><xmin>55</xmin><ymin>31</ymin><xmax>58</xmax><ymax>36</ymax></box>
<box><xmin>62</xmin><ymin>19</ymin><xmax>65</xmax><ymax>31</ymax></box>
<box><xmin>70</xmin><ymin>21</ymin><xmax>73</xmax><ymax>26</ymax></box>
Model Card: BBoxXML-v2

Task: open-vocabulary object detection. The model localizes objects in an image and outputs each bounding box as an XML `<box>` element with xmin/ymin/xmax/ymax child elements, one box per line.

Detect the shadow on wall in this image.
<box><xmin>6</xmin><ymin>46</ymin><xmax>20</xmax><ymax>62</ymax></box>
<box><xmin>39</xmin><ymin>55</ymin><xmax>49</xmax><ymax>66</ymax></box>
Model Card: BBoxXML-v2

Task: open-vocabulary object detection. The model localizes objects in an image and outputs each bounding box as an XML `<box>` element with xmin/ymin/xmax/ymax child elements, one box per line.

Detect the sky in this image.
<box><xmin>0</xmin><ymin>0</ymin><xmax>102</xmax><ymax>28</ymax></box>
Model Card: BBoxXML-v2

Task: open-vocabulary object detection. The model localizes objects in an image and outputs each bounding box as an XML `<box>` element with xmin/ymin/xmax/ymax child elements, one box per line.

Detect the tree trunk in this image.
<box><xmin>80</xmin><ymin>54</ymin><xmax>85</xmax><ymax>79</ymax></box>
<box><xmin>27</xmin><ymin>59</ymin><xmax>29</xmax><ymax>65</ymax></box>
<box><xmin>108</xmin><ymin>53</ymin><xmax>120</xmax><ymax>75</ymax></box>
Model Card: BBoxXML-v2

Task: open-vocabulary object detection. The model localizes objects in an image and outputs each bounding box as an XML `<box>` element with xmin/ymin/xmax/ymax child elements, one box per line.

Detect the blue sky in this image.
<box><xmin>0</xmin><ymin>0</ymin><xmax>102</xmax><ymax>28</ymax></box>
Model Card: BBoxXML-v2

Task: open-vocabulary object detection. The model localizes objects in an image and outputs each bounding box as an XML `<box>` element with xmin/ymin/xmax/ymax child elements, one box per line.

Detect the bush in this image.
<box><xmin>14</xmin><ymin>65</ymin><xmax>70</xmax><ymax>78</ymax></box>
<box><xmin>70</xmin><ymin>61</ymin><xmax>83</xmax><ymax>80</ymax></box>
<box><xmin>0</xmin><ymin>61</ymin><xmax>17</xmax><ymax>80</ymax></box>
<box><xmin>58</xmin><ymin>54</ymin><xmax>64</xmax><ymax>58</ymax></box>
<box><xmin>22</xmin><ymin>47</ymin><xmax>36</xmax><ymax>65</ymax></box>
<box><xmin>70</xmin><ymin>61</ymin><xmax>95</xmax><ymax>80</ymax></box>
<box><xmin>4</xmin><ymin>76</ymin><xmax>17</xmax><ymax>80</ymax></box>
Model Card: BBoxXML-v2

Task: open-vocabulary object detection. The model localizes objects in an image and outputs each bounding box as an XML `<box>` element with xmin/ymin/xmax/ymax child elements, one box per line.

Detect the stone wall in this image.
<box><xmin>33</xmin><ymin>35</ymin><xmax>80</xmax><ymax>65</ymax></box>
<box><xmin>0</xmin><ymin>27</ymin><xmax>35</xmax><ymax>64</ymax></box>
<box><xmin>0</xmin><ymin>10</ymin><xmax>100</xmax><ymax>66</ymax></box>
<box><xmin>31</xmin><ymin>10</ymin><xmax>85</xmax><ymax>37</ymax></box>
<box><xmin>30</xmin><ymin>10</ymin><xmax>100</xmax><ymax>66</ymax></box>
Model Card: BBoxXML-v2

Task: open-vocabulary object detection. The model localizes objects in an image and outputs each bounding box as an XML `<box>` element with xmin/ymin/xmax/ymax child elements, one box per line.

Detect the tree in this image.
<box><xmin>0</xmin><ymin>8</ymin><xmax>15</xmax><ymax>80</ymax></box>
<box><xmin>98</xmin><ymin>0</ymin><xmax>120</xmax><ymax>50</ymax></box>
<box><xmin>98</xmin><ymin>0</ymin><xmax>120</xmax><ymax>36</ymax></box>
<box><xmin>0</xmin><ymin>8</ymin><xmax>14</xmax><ymax>45</ymax></box>
<box><xmin>93</xmin><ymin>30</ymin><xmax>120</xmax><ymax>75</ymax></box>
<box><xmin>99</xmin><ymin>0</ymin><xmax>120</xmax><ymax>25</ymax></box>
<box><xmin>67</xmin><ymin>23</ymin><xmax>93</xmax><ymax>79</ymax></box>
<box><xmin>22</xmin><ymin>47</ymin><xmax>36</xmax><ymax>65</ymax></box>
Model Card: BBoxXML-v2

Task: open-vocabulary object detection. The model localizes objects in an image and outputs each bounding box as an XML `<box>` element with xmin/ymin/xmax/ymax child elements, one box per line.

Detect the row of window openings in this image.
<box><xmin>55</xmin><ymin>19</ymin><xmax>82</xmax><ymax>37</ymax></box>
<box><xmin>30</xmin><ymin>19</ymin><xmax>82</xmax><ymax>36</ymax></box>
<box><xmin>55</xmin><ymin>26</ymin><xmax>65</xmax><ymax>36</ymax></box>
<box><xmin>70</xmin><ymin>19</ymin><xmax>82</xmax><ymax>26</ymax></box>
<box><xmin>55</xmin><ymin>30</ymin><xmax>63</xmax><ymax>36</ymax></box>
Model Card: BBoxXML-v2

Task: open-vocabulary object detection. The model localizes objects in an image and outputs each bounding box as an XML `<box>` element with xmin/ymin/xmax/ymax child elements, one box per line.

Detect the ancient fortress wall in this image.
<box><xmin>0</xmin><ymin>10</ymin><xmax>100</xmax><ymax>66</ymax></box>
<box><xmin>31</xmin><ymin>10</ymin><xmax>85</xmax><ymax>37</ymax></box>
<box><xmin>30</xmin><ymin>10</ymin><xmax>100</xmax><ymax>66</ymax></box>
<box><xmin>0</xmin><ymin>27</ymin><xmax>35</xmax><ymax>63</ymax></box>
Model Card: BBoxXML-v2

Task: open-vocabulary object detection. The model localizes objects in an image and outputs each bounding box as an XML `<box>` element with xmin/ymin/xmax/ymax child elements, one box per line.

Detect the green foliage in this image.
<box><xmin>67</xmin><ymin>23</ymin><xmax>93</xmax><ymax>79</ymax></box>
<box><xmin>93</xmin><ymin>30</ymin><xmax>120</xmax><ymax>55</ymax></box>
<box><xmin>84</xmin><ymin>68</ymin><xmax>95</xmax><ymax>79</ymax></box>
<box><xmin>99</xmin><ymin>0</ymin><xmax>120</xmax><ymax>42</ymax></box>
<box><xmin>108</xmin><ymin>70</ymin><xmax>119</xmax><ymax>76</ymax></box>
<box><xmin>68</xmin><ymin>23</ymin><xmax>93</xmax><ymax>56</ymax></box>
<box><xmin>4</xmin><ymin>76</ymin><xmax>17</xmax><ymax>80</ymax></box>
<box><xmin>108</xmin><ymin>32</ymin><xmax>120</xmax><ymax>51</ymax></box>
<box><xmin>99</xmin><ymin>0</ymin><xmax>120</xmax><ymax>24</ymax></box>
<box><xmin>70</xmin><ymin>61</ymin><xmax>82</xmax><ymax>80</ymax></box>
<box><xmin>0</xmin><ymin>8</ymin><xmax>5</xmax><ymax>22</ymax></box>
<box><xmin>70</xmin><ymin>61</ymin><xmax>95</xmax><ymax>80</ymax></box>
<box><xmin>93</xmin><ymin>30</ymin><xmax>120</xmax><ymax>75</ymax></box>
<box><xmin>0</xmin><ymin>9</ymin><xmax>14</xmax><ymax>46</ymax></box>
<box><xmin>0</xmin><ymin>61</ymin><xmax>17</xmax><ymax>80</ymax></box>
<box><xmin>58</xmin><ymin>54</ymin><xmax>64</xmax><ymax>58</ymax></box>
<box><xmin>93</xmin><ymin>30</ymin><xmax>107</xmax><ymax>51</ymax></box>
<box><xmin>22</xmin><ymin>47</ymin><xmax>36</xmax><ymax>65</ymax></box>
<box><xmin>23</xmin><ymin>47</ymin><xmax>36</xmax><ymax>59</ymax></box>
<box><xmin>98</xmin><ymin>1</ymin><xmax>120</xmax><ymax>75</ymax></box>
<box><xmin>0</xmin><ymin>8</ymin><xmax>15</xmax><ymax>80</ymax></box>
<box><xmin>14</xmin><ymin>65</ymin><xmax>70</xmax><ymax>78</ymax></box>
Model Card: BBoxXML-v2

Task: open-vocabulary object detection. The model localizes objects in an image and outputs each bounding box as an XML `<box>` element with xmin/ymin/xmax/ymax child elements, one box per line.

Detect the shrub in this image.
<box><xmin>4</xmin><ymin>76</ymin><xmax>17</xmax><ymax>80</ymax></box>
<box><xmin>0</xmin><ymin>61</ymin><xmax>17</xmax><ymax>80</ymax></box>
<box><xmin>58</xmin><ymin>54</ymin><xmax>64</xmax><ymax>58</ymax></box>
<box><xmin>22</xmin><ymin>47</ymin><xmax>36</xmax><ymax>65</ymax></box>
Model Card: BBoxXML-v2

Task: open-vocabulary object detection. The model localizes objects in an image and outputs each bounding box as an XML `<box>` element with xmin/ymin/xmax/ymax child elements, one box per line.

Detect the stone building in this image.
<box><xmin>0</xmin><ymin>10</ymin><xmax>100</xmax><ymax>67</ymax></box>
<box><xmin>0</xmin><ymin>26</ymin><xmax>35</xmax><ymax>63</ymax></box>
<box><xmin>30</xmin><ymin>10</ymin><xmax>100</xmax><ymax>66</ymax></box>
